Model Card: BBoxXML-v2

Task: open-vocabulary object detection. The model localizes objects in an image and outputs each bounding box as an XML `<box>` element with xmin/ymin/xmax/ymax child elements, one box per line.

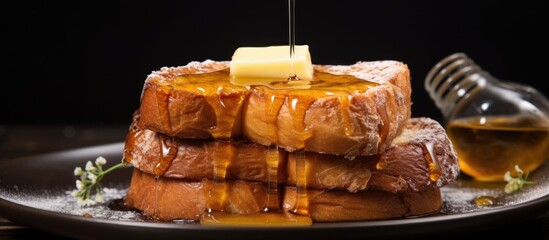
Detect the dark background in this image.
<box><xmin>1</xmin><ymin>0</ymin><xmax>547</xmax><ymax>126</ymax></box>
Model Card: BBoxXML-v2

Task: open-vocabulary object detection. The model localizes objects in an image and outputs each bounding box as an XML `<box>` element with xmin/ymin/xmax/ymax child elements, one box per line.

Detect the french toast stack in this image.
<box><xmin>122</xmin><ymin>60</ymin><xmax>459</xmax><ymax>222</ymax></box>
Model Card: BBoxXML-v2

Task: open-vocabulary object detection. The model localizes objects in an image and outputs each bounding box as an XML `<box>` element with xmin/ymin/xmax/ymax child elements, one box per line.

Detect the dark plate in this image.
<box><xmin>1</xmin><ymin>143</ymin><xmax>548</xmax><ymax>240</ymax></box>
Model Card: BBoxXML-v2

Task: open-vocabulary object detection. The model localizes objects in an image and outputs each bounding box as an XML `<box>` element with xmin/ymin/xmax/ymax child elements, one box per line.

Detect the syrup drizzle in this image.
<box><xmin>292</xmin><ymin>150</ymin><xmax>309</xmax><ymax>215</ymax></box>
<box><xmin>155</xmin><ymin>85</ymin><xmax>174</xmax><ymax>135</ymax></box>
<box><xmin>421</xmin><ymin>142</ymin><xmax>441</xmax><ymax>182</ymax></box>
<box><xmin>141</xmin><ymin>0</ymin><xmax>384</xmax><ymax>224</ymax></box>
<box><xmin>339</xmin><ymin>95</ymin><xmax>354</xmax><ymax>137</ymax></box>
<box><xmin>263</xmin><ymin>93</ymin><xmax>283</xmax><ymax>212</ymax></box>
<box><xmin>154</xmin><ymin>176</ymin><xmax>159</xmax><ymax>219</ymax></box>
<box><xmin>205</xmin><ymin>92</ymin><xmax>246</xmax><ymax>139</ymax></box>
<box><xmin>264</xmin><ymin>145</ymin><xmax>281</xmax><ymax>211</ymax></box>
<box><xmin>206</xmin><ymin>141</ymin><xmax>234</xmax><ymax>212</ymax></box>
<box><xmin>287</xmin><ymin>95</ymin><xmax>315</xmax><ymax>148</ymax></box>
<box><xmin>264</xmin><ymin>94</ymin><xmax>285</xmax><ymax>141</ymax></box>
<box><xmin>288</xmin><ymin>0</ymin><xmax>296</xmax><ymax>80</ymax></box>
<box><xmin>153</xmin><ymin>136</ymin><xmax>178</xmax><ymax>176</ymax></box>
<box><xmin>376</xmin><ymin>156</ymin><xmax>387</xmax><ymax>170</ymax></box>
<box><xmin>172</xmin><ymin>69</ymin><xmax>247</xmax><ymax>139</ymax></box>
<box><xmin>123</xmin><ymin>117</ymin><xmax>143</xmax><ymax>163</ymax></box>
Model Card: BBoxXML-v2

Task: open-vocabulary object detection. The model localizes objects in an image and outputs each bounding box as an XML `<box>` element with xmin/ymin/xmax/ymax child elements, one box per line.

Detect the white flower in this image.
<box><xmin>505</xmin><ymin>181</ymin><xmax>520</xmax><ymax>194</ymax></box>
<box><xmin>88</xmin><ymin>173</ymin><xmax>97</xmax><ymax>184</ymax></box>
<box><xmin>74</xmin><ymin>167</ymin><xmax>83</xmax><ymax>176</ymax></box>
<box><xmin>76</xmin><ymin>180</ymin><xmax>84</xmax><ymax>190</ymax></box>
<box><xmin>514</xmin><ymin>165</ymin><xmax>524</xmax><ymax>175</ymax></box>
<box><xmin>85</xmin><ymin>161</ymin><xmax>96</xmax><ymax>171</ymax></box>
<box><xmin>95</xmin><ymin>156</ymin><xmax>107</xmax><ymax>166</ymax></box>
<box><xmin>503</xmin><ymin>171</ymin><xmax>512</xmax><ymax>182</ymax></box>
<box><xmin>503</xmin><ymin>164</ymin><xmax>533</xmax><ymax>194</ymax></box>
<box><xmin>71</xmin><ymin>156</ymin><xmax>128</xmax><ymax>208</ymax></box>
<box><xmin>77</xmin><ymin>198</ymin><xmax>96</xmax><ymax>207</ymax></box>
<box><xmin>71</xmin><ymin>190</ymin><xmax>79</xmax><ymax>197</ymax></box>
<box><xmin>94</xmin><ymin>193</ymin><xmax>104</xmax><ymax>203</ymax></box>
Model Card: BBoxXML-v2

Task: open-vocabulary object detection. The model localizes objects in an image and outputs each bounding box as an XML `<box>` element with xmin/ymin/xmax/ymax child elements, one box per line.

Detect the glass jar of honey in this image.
<box><xmin>425</xmin><ymin>53</ymin><xmax>549</xmax><ymax>181</ymax></box>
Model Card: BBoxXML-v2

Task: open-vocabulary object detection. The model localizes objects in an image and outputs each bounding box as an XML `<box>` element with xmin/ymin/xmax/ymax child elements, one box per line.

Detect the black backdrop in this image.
<box><xmin>2</xmin><ymin>0</ymin><xmax>547</xmax><ymax>125</ymax></box>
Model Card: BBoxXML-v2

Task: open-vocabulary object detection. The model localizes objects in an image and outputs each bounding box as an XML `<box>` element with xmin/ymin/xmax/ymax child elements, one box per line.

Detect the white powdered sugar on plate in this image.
<box><xmin>0</xmin><ymin>186</ymin><xmax>144</xmax><ymax>222</ymax></box>
<box><xmin>441</xmin><ymin>162</ymin><xmax>549</xmax><ymax>215</ymax></box>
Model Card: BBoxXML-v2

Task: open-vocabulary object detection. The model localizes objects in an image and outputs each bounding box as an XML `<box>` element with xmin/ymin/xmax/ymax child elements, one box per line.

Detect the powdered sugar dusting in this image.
<box><xmin>314</xmin><ymin>61</ymin><xmax>408</xmax><ymax>84</ymax></box>
<box><xmin>441</xmin><ymin>162</ymin><xmax>549</xmax><ymax>214</ymax></box>
<box><xmin>0</xmin><ymin>186</ymin><xmax>143</xmax><ymax>222</ymax></box>
<box><xmin>393</xmin><ymin>118</ymin><xmax>460</xmax><ymax>189</ymax></box>
<box><xmin>146</xmin><ymin>60</ymin><xmax>230</xmax><ymax>84</ymax></box>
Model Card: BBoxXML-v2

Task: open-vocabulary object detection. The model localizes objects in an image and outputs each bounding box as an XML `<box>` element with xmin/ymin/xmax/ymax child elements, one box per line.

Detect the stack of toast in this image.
<box><xmin>122</xmin><ymin>60</ymin><xmax>459</xmax><ymax>222</ymax></box>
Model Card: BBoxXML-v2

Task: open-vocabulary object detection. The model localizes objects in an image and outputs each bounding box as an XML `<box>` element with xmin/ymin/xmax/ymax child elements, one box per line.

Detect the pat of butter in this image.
<box><xmin>230</xmin><ymin>45</ymin><xmax>314</xmax><ymax>81</ymax></box>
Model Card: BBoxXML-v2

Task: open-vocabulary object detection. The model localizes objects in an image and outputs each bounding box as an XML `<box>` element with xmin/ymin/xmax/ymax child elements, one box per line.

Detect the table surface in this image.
<box><xmin>1</xmin><ymin>124</ymin><xmax>548</xmax><ymax>239</ymax></box>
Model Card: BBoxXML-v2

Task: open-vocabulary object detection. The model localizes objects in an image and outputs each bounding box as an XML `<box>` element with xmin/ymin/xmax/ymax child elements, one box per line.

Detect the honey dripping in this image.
<box><xmin>205</xmin><ymin>141</ymin><xmax>233</xmax><ymax>212</ymax></box>
<box><xmin>153</xmin><ymin>176</ymin><xmax>159</xmax><ymax>220</ymax></box>
<box><xmin>421</xmin><ymin>142</ymin><xmax>441</xmax><ymax>182</ymax></box>
<box><xmin>264</xmin><ymin>93</ymin><xmax>283</xmax><ymax>212</ymax></box>
<box><xmin>189</xmin><ymin>69</ymin><xmax>376</xmax><ymax>226</ymax></box>
<box><xmin>288</xmin><ymin>0</ymin><xmax>296</xmax><ymax>80</ymax></box>
<box><xmin>376</xmin><ymin>157</ymin><xmax>387</xmax><ymax>170</ymax></box>
<box><xmin>190</xmin><ymin>0</ymin><xmax>383</xmax><ymax>225</ymax></box>
<box><xmin>148</xmin><ymin>136</ymin><xmax>179</xmax><ymax>221</ymax></box>
<box><xmin>292</xmin><ymin>150</ymin><xmax>309</xmax><ymax>215</ymax></box>
<box><xmin>172</xmin><ymin>69</ymin><xmax>247</xmax><ymax>140</ymax></box>
<box><xmin>122</xmin><ymin>113</ymin><xmax>145</xmax><ymax>164</ymax></box>
<box><xmin>153</xmin><ymin>136</ymin><xmax>178</xmax><ymax>176</ymax></box>
<box><xmin>264</xmin><ymin>145</ymin><xmax>281</xmax><ymax>212</ymax></box>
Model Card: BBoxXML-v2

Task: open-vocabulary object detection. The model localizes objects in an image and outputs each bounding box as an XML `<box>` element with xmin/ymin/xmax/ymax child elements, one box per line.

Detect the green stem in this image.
<box><xmin>102</xmin><ymin>162</ymin><xmax>128</xmax><ymax>176</ymax></box>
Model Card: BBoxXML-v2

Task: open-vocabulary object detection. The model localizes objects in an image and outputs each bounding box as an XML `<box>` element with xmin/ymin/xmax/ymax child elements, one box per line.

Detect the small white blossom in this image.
<box><xmin>76</xmin><ymin>180</ymin><xmax>84</xmax><ymax>190</ymax></box>
<box><xmin>71</xmin><ymin>190</ymin><xmax>79</xmax><ymax>197</ymax></box>
<box><xmin>88</xmin><ymin>173</ymin><xmax>97</xmax><ymax>184</ymax></box>
<box><xmin>94</xmin><ymin>193</ymin><xmax>104</xmax><ymax>203</ymax></box>
<box><xmin>74</xmin><ymin>167</ymin><xmax>83</xmax><ymax>176</ymax></box>
<box><xmin>77</xmin><ymin>198</ymin><xmax>96</xmax><ymax>207</ymax></box>
<box><xmin>503</xmin><ymin>171</ymin><xmax>512</xmax><ymax>182</ymax></box>
<box><xmin>503</xmin><ymin>165</ymin><xmax>534</xmax><ymax>194</ymax></box>
<box><xmin>514</xmin><ymin>165</ymin><xmax>524</xmax><ymax>175</ymax></box>
<box><xmin>85</xmin><ymin>161</ymin><xmax>96</xmax><ymax>171</ymax></box>
<box><xmin>95</xmin><ymin>156</ymin><xmax>107</xmax><ymax>166</ymax></box>
<box><xmin>71</xmin><ymin>156</ymin><xmax>128</xmax><ymax>208</ymax></box>
<box><xmin>505</xmin><ymin>181</ymin><xmax>520</xmax><ymax>194</ymax></box>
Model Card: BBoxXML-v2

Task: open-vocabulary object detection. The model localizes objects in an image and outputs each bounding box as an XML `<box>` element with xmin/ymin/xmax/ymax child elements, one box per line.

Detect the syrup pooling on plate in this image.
<box><xmin>473</xmin><ymin>196</ymin><xmax>497</xmax><ymax>207</ymax></box>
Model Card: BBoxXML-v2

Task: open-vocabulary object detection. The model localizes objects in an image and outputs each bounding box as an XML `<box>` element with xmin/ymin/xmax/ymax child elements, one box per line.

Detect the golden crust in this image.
<box><xmin>125</xmin><ymin>116</ymin><xmax>458</xmax><ymax>193</ymax></box>
<box><xmin>137</xmin><ymin>60</ymin><xmax>411</xmax><ymax>156</ymax></box>
<box><xmin>124</xmin><ymin>169</ymin><xmax>442</xmax><ymax>222</ymax></box>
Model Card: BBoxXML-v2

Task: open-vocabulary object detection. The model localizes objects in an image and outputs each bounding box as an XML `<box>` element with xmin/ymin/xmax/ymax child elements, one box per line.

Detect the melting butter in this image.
<box><xmin>230</xmin><ymin>45</ymin><xmax>314</xmax><ymax>87</ymax></box>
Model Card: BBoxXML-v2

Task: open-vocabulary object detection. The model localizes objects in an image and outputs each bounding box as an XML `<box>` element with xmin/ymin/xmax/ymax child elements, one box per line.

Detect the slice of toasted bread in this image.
<box><xmin>283</xmin><ymin>186</ymin><xmax>441</xmax><ymax>222</ymax></box>
<box><xmin>138</xmin><ymin>60</ymin><xmax>411</xmax><ymax>156</ymax></box>
<box><xmin>125</xmin><ymin>116</ymin><xmax>458</xmax><ymax>193</ymax></box>
<box><xmin>124</xmin><ymin>169</ymin><xmax>442</xmax><ymax>222</ymax></box>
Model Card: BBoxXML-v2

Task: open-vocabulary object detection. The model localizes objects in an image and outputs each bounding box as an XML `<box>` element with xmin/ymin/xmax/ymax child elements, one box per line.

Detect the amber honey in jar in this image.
<box><xmin>447</xmin><ymin>116</ymin><xmax>549</xmax><ymax>181</ymax></box>
<box><xmin>425</xmin><ymin>53</ymin><xmax>549</xmax><ymax>181</ymax></box>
